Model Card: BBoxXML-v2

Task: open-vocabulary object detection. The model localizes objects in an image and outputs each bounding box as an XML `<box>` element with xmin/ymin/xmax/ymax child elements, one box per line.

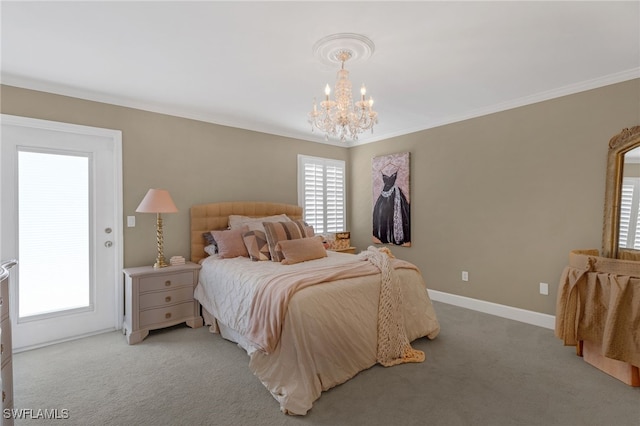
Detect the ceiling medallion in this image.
<box><xmin>308</xmin><ymin>33</ymin><xmax>378</xmax><ymax>143</ymax></box>
<box><xmin>312</xmin><ymin>33</ymin><xmax>375</xmax><ymax>67</ymax></box>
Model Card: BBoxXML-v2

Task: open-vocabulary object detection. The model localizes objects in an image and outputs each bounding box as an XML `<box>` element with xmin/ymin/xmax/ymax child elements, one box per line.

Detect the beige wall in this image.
<box><xmin>0</xmin><ymin>85</ymin><xmax>348</xmax><ymax>268</ymax></box>
<box><xmin>2</xmin><ymin>80</ymin><xmax>639</xmax><ymax>315</ymax></box>
<box><xmin>349</xmin><ymin>79</ymin><xmax>640</xmax><ymax>314</ymax></box>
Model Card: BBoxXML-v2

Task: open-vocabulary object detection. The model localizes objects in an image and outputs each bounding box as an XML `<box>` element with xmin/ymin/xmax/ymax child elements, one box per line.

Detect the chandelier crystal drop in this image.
<box><xmin>308</xmin><ymin>50</ymin><xmax>378</xmax><ymax>143</ymax></box>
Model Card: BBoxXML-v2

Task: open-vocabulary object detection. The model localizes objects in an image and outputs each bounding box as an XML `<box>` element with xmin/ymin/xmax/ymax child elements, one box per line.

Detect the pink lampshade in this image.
<box><xmin>135</xmin><ymin>189</ymin><xmax>178</xmax><ymax>213</ymax></box>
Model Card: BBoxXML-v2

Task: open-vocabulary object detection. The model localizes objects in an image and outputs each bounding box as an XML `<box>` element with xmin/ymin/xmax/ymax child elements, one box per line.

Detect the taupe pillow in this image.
<box><xmin>278</xmin><ymin>236</ymin><xmax>327</xmax><ymax>265</ymax></box>
<box><xmin>209</xmin><ymin>226</ymin><xmax>249</xmax><ymax>258</ymax></box>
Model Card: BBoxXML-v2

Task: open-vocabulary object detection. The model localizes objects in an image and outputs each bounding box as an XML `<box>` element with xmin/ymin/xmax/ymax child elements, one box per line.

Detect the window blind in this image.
<box><xmin>619</xmin><ymin>178</ymin><xmax>640</xmax><ymax>249</ymax></box>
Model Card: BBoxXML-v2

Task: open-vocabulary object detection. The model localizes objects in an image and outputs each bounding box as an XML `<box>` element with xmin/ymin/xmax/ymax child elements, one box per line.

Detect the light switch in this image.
<box><xmin>127</xmin><ymin>216</ymin><xmax>136</xmax><ymax>227</ymax></box>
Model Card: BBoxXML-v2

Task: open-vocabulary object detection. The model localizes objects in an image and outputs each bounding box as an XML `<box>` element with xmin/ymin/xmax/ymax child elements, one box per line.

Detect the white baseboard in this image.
<box><xmin>13</xmin><ymin>327</ymin><xmax>118</xmax><ymax>353</ymax></box>
<box><xmin>427</xmin><ymin>289</ymin><xmax>556</xmax><ymax>330</ymax></box>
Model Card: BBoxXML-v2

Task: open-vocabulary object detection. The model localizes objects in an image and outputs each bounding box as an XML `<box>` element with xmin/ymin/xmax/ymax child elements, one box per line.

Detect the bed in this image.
<box><xmin>190</xmin><ymin>201</ymin><xmax>440</xmax><ymax>415</ymax></box>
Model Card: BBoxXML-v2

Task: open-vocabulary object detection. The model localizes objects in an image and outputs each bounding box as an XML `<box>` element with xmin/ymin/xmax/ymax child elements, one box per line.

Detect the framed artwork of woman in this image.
<box><xmin>372</xmin><ymin>152</ymin><xmax>411</xmax><ymax>247</ymax></box>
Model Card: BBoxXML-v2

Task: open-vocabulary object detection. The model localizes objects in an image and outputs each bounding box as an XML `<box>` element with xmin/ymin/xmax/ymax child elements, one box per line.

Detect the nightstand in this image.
<box><xmin>331</xmin><ymin>247</ymin><xmax>356</xmax><ymax>254</ymax></box>
<box><xmin>123</xmin><ymin>262</ymin><xmax>203</xmax><ymax>344</ymax></box>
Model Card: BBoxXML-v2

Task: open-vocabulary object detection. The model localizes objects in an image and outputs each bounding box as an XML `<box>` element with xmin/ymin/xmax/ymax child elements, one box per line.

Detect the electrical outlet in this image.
<box><xmin>539</xmin><ymin>282</ymin><xmax>549</xmax><ymax>295</ymax></box>
<box><xmin>127</xmin><ymin>216</ymin><xmax>136</xmax><ymax>227</ymax></box>
<box><xmin>462</xmin><ymin>271</ymin><xmax>469</xmax><ymax>282</ymax></box>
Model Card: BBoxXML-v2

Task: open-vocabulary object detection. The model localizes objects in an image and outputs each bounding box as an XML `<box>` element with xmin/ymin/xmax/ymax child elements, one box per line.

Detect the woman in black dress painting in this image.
<box><xmin>373</xmin><ymin>170</ymin><xmax>410</xmax><ymax>245</ymax></box>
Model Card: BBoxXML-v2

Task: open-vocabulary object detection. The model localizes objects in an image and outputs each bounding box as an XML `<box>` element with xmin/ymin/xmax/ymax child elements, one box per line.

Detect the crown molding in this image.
<box><xmin>3</xmin><ymin>68</ymin><xmax>638</xmax><ymax>148</ymax></box>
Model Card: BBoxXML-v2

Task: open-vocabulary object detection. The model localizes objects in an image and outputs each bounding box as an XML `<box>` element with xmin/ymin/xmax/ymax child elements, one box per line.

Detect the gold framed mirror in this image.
<box><xmin>602</xmin><ymin>125</ymin><xmax>640</xmax><ymax>259</ymax></box>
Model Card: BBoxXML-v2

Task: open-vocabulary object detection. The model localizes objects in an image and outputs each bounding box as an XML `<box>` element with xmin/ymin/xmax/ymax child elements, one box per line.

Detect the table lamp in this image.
<box><xmin>136</xmin><ymin>189</ymin><xmax>178</xmax><ymax>268</ymax></box>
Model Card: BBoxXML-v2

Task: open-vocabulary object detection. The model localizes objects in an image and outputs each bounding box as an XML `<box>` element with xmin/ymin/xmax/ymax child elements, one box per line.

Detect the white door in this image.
<box><xmin>1</xmin><ymin>114</ymin><xmax>123</xmax><ymax>351</ymax></box>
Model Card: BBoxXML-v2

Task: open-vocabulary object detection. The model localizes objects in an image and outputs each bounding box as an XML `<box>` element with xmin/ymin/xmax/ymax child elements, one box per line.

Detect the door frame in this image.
<box><xmin>1</xmin><ymin>114</ymin><xmax>124</xmax><ymax>350</ymax></box>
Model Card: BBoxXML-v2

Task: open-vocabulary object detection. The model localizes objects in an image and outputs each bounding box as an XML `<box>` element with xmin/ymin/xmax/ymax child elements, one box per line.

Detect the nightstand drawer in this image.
<box><xmin>139</xmin><ymin>286</ymin><xmax>194</xmax><ymax>310</ymax></box>
<box><xmin>1</xmin><ymin>317</ymin><xmax>11</xmax><ymax>367</ymax></box>
<box><xmin>139</xmin><ymin>301</ymin><xmax>195</xmax><ymax>328</ymax></box>
<box><xmin>139</xmin><ymin>271</ymin><xmax>194</xmax><ymax>293</ymax></box>
<box><xmin>1</xmin><ymin>290</ymin><xmax>8</xmax><ymax>322</ymax></box>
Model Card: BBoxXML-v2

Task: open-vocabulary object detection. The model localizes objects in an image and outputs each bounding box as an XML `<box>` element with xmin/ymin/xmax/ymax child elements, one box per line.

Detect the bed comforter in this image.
<box><xmin>194</xmin><ymin>250</ymin><xmax>440</xmax><ymax>415</ymax></box>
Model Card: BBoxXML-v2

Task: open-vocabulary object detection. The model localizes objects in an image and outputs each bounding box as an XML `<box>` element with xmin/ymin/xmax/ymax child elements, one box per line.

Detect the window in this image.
<box><xmin>297</xmin><ymin>155</ymin><xmax>346</xmax><ymax>234</ymax></box>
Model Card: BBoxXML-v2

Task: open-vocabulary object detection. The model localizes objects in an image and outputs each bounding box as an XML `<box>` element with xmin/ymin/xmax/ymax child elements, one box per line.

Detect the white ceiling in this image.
<box><xmin>2</xmin><ymin>1</ymin><xmax>639</xmax><ymax>147</ymax></box>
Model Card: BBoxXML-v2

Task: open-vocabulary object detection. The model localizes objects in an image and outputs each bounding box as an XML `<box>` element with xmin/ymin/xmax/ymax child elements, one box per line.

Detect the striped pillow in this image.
<box><xmin>263</xmin><ymin>220</ymin><xmax>307</xmax><ymax>262</ymax></box>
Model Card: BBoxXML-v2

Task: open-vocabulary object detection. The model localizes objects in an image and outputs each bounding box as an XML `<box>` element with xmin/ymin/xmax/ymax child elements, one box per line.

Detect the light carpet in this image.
<box><xmin>12</xmin><ymin>301</ymin><xmax>640</xmax><ymax>426</ymax></box>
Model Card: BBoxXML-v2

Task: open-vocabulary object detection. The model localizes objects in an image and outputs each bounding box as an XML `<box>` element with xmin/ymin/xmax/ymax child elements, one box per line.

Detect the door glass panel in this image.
<box><xmin>18</xmin><ymin>150</ymin><xmax>91</xmax><ymax>318</ymax></box>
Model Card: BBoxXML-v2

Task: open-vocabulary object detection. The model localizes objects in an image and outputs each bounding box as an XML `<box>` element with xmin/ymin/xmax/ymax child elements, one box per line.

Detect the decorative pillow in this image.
<box><xmin>278</xmin><ymin>236</ymin><xmax>327</xmax><ymax>265</ymax></box>
<box><xmin>208</xmin><ymin>226</ymin><xmax>249</xmax><ymax>259</ymax></box>
<box><xmin>293</xmin><ymin>219</ymin><xmax>314</xmax><ymax>237</ymax></box>
<box><xmin>204</xmin><ymin>245</ymin><xmax>218</xmax><ymax>256</ymax></box>
<box><xmin>228</xmin><ymin>214</ymin><xmax>292</xmax><ymax>232</ymax></box>
<box><xmin>203</xmin><ymin>232</ymin><xmax>218</xmax><ymax>252</ymax></box>
<box><xmin>263</xmin><ymin>220</ymin><xmax>307</xmax><ymax>262</ymax></box>
<box><xmin>242</xmin><ymin>230</ymin><xmax>271</xmax><ymax>261</ymax></box>
<box><xmin>304</xmin><ymin>225</ymin><xmax>315</xmax><ymax>237</ymax></box>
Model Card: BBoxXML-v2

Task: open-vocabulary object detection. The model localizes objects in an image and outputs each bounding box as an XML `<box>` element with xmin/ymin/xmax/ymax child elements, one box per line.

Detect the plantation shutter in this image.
<box><xmin>619</xmin><ymin>182</ymin><xmax>633</xmax><ymax>248</ymax></box>
<box><xmin>619</xmin><ymin>178</ymin><xmax>640</xmax><ymax>249</ymax></box>
<box><xmin>298</xmin><ymin>155</ymin><xmax>346</xmax><ymax>234</ymax></box>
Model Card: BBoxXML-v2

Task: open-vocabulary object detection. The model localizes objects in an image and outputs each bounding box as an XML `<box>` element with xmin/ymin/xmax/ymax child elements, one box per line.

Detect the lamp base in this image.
<box><xmin>153</xmin><ymin>213</ymin><xmax>168</xmax><ymax>268</ymax></box>
<box><xmin>153</xmin><ymin>258</ymin><xmax>169</xmax><ymax>269</ymax></box>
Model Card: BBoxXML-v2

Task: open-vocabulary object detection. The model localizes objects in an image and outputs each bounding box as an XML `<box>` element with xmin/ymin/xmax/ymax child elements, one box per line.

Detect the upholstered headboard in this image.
<box><xmin>190</xmin><ymin>201</ymin><xmax>303</xmax><ymax>264</ymax></box>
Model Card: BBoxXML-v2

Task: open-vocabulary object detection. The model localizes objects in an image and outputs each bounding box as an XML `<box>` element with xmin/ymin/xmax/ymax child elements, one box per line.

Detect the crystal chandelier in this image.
<box><xmin>308</xmin><ymin>49</ymin><xmax>378</xmax><ymax>143</ymax></box>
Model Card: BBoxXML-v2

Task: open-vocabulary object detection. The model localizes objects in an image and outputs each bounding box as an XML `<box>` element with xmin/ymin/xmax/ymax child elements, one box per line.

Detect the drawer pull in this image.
<box><xmin>2</xmin><ymin>391</ymin><xmax>5</xmax><ymax>402</ymax></box>
<box><xmin>165</xmin><ymin>296</ymin><xmax>171</xmax><ymax>303</ymax></box>
<box><xmin>1</xmin><ymin>343</ymin><xmax>3</xmax><ymax>355</ymax></box>
<box><xmin>165</xmin><ymin>312</ymin><xmax>172</xmax><ymax>319</ymax></box>
<box><xmin>165</xmin><ymin>280</ymin><xmax>171</xmax><ymax>287</ymax></box>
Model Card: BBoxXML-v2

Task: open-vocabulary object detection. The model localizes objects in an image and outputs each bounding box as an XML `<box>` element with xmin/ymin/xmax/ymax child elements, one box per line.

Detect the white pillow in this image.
<box><xmin>228</xmin><ymin>214</ymin><xmax>292</xmax><ymax>232</ymax></box>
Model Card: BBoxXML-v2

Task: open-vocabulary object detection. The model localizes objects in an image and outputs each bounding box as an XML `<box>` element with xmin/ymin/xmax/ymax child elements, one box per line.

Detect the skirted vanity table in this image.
<box><xmin>555</xmin><ymin>126</ymin><xmax>640</xmax><ymax>386</ymax></box>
